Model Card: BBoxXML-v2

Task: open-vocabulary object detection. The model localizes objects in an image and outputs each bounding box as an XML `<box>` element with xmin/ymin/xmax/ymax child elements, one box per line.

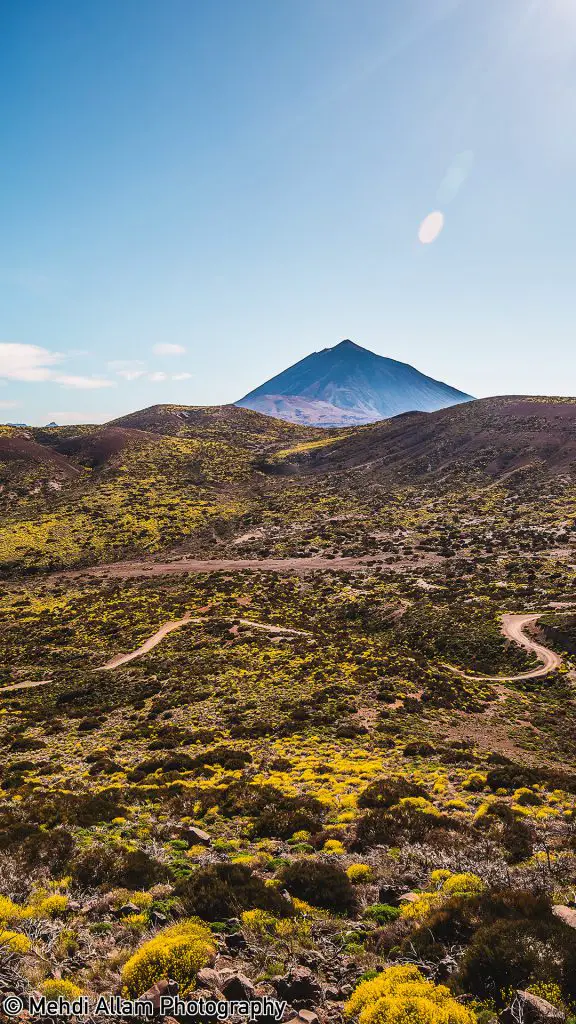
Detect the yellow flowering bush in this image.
<box><xmin>24</xmin><ymin>893</ymin><xmax>69</xmax><ymax>919</ymax></box>
<box><xmin>0</xmin><ymin>929</ymin><xmax>31</xmax><ymax>954</ymax></box>
<box><xmin>40</xmin><ymin>980</ymin><xmax>83</xmax><ymax>1001</ymax></box>
<box><xmin>513</xmin><ymin>787</ymin><xmax>540</xmax><ymax>807</ymax></box>
<box><xmin>347</xmin><ymin>864</ymin><xmax>373</xmax><ymax>883</ymax></box>
<box><xmin>401</xmin><ymin>872</ymin><xmax>484</xmax><ymax>921</ymax></box>
<box><xmin>242</xmin><ymin>908</ymin><xmax>276</xmax><ymax>935</ymax></box>
<box><xmin>241</xmin><ymin>908</ymin><xmax>311</xmax><ymax>943</ymax></box>
<box><xmin>122</xmin><ymin>919</ymin><xmax>215</xmax><ymax>996</ymax></box>
<box><xmin>324</xmin><ymin>839</ymin><xmax>345</xmax><ymax>854</ymax></box>
<box><xmin>345</xmin><ymin>964</ymin><xmax>476</xmax><ymax>1024</ymax></box>
<box><xmin>0</xmin><ymin>895</ymin><xmax>22</xmax><ymax>924</ymax></box>
<box><xmin>442</xmin><ymin>873</ymin><xmax>484</xmax><ymax>898</ymax></box>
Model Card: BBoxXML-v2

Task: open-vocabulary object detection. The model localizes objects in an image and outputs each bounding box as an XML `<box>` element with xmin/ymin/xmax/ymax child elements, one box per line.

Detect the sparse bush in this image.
<box><xmin>358</xmin><ymin>778</ymin><xmax>428</xmax><ymax>810</ymax></box>
<box><xmin>279</xmin><ymin>857</ymin><xmax>358</xmax><ymax>914</ymax></box>
<box><xmin>70</xmin><ymin>843</ymin><xmax>167</xmax><ymax>889</ymax></box>
<box><xmin>177</xmin><ymin>863</ymin><xmax>292</xmax><ymax>921</ymax></box>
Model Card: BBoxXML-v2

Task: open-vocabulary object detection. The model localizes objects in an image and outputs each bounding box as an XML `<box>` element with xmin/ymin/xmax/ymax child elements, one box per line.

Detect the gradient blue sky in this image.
<box><xmin>2</xmin><ymin>0</ymin><xmax>576</xmax><ymax>424</ymax></box>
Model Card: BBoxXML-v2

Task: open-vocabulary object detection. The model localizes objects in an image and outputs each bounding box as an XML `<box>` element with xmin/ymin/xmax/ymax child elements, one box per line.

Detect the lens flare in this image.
<box><xmin>418</xmin><ymin>211</ymin><xmax>445</xmax><ymax>245</ymax></box>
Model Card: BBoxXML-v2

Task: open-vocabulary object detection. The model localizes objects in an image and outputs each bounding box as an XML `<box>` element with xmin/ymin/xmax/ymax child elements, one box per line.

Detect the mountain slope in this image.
<box><xmin>266</xmin><ymin>396</ymin><xmax>576</xmax><ymax>486</ymax></box>
<box><xmin>236</xmin><ymin>339</ymin><xmax>473</xmax><ymax>425</ymax></box>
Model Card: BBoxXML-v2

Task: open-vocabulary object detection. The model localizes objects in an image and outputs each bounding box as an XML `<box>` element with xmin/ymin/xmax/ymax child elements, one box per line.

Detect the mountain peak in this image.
<box><xmin>327</xmin><ymin>338</ymin><xmax>366</xmax><ymax>353</ymax></box>
<box><xmin>236</xmin><ymin>339</ymin><xmax>473</xmax><ymax>427</ymax></box>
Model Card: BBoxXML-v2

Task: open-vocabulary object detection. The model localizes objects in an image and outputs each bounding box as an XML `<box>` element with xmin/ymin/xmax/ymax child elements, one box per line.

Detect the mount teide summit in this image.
<box><xmin>236</xmin><ymin>339</ymin><xmax>473</xmax><ymax>426</ymax></box>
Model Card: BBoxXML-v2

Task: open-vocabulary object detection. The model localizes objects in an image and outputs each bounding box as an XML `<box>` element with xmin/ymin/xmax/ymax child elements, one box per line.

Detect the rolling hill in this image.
<box><xmin>266</xmin><ymin>396</ymin><xmax>576</xmax><ymax>486</ymax></box>
<box><xmin>2</xmin><ymin>396</ymin><xmax>576</xmax><ymax>573</ymax></box>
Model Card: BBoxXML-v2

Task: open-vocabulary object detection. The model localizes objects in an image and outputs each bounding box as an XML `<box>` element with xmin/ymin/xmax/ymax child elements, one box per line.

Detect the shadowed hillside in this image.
<box><xmin>265</xmin><ymin>396</ymin><xmax>576</xmax><ymax>486</ymax></box>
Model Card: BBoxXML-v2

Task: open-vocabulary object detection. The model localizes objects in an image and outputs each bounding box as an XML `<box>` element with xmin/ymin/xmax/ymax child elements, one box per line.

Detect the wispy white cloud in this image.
<box><xmin>108</xmin><ymin>359</ymin><xmax>147</xmax><ymax>381</ymax></box>
<box><xmin>53</xmin><ymin>375</ymin><xmax>116</xmax><ymax>390</ymax></box>
<box><xmin>152</xmin><ymin>343</ymin><xmax>186</xmax><ymax>356</ymax></box>
<box><xmin>0</xmin><ymin>343</ymin><xmax>115</xmax><ymax>390</ymax></box>
<box><xmin>0</xmin><ymin>342</ymin><xmax>62</xmax><ymax>382</ymax></box>
<box><xmin>148</xmin><ymin>371</ymin><xmax>168</xmax><ymax>382</ymax></box>
<box><xmin>0</xmin><ymin>400</ymin><xmax>19</xmax><ymax>409</ymax></box>
<box><xmin>172</xmin><ymin>372</ymin><xmax>192</xmax><ymax>381</ymax></box>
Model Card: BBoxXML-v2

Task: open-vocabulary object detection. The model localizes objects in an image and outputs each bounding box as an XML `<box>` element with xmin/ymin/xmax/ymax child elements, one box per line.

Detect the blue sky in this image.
<box><xmin>2</xmin><ymin>0</ymin><xmax>576</xmax><ymax>424</ymax></box>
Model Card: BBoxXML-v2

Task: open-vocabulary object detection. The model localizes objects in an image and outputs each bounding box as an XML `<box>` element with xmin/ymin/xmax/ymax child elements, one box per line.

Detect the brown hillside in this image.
<box><xmin>266</xmin><ymin>396</ymin><xmax>576</xmax><ymax>484</ymax></box>
<box><xmin>0</xmin><ymin>432</ymin><xmax>80</xmax><ymax>478</ymax></box>
<box><xmin>38</xmin><ymin>426</ymin><xmax>161</xmax><ymax>469</ymax></box>
<box><xmin>110</xmin><ymin>403</ymin><xmax>338</xmax><ymax>450</ymax></box>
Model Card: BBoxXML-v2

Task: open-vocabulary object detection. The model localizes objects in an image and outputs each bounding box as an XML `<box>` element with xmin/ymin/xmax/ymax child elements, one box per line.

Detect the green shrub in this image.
<box><xmin>354</xmin><ymin>804</ymin><xmax>459</xmax><ymax>850</ymax></box>
<box><xmin>456</xmin><ymin>916</ymin><xmax>576</xmax><ymax>1006</ymax></box>
<box><xmin>70</xmin><ymin>843</ymin><xmax>168</xmax><ymax>888</ymax></box>
<box><xmin>176</xmin><ymin>862</ymin><xmax>292</xmax><ymax>921</ymax></box>
<box><xmin>357</xmin><ymin>778</ymin><xmax>428</xmax><ymax>810</ymax></box>
<box><xmin>363</xmin><ymin>903</ymin><xmax>401</xmax><ymax>925</ymax></box>
<box><xmin>279</xmin><ymin>857</ymin><xmax>358</xmax><ymax>914</ymax></box>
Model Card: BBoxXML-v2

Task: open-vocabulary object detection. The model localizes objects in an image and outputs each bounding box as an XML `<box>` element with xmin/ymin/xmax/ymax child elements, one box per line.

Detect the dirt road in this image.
<box><xmin>100</xmin><ymin>615</ymin><xmax>309</xmax><ymax>670</ymax></box>
<box><xmin>0</xmin><ymin>679</ymin><xmax>51</xmax><ymax>693</ymax></box>
<box><xmin>451</xmin><ymin>613</ymin><xmax>563</xmax><ymax>682</ymax></box>
<box><xmin>101</xmin><ymin>612</ymin><xmax>195</xmax><ymax>669</ymax></box>
<box><xmin>499</xmin><ymin>613</ymin><xmax>562</xmax><ymax>679</ymax></box>
<box><xmin>56</xmin><ymin>552</ymin><xmax>442</xmax><ymax>583</ymax></box>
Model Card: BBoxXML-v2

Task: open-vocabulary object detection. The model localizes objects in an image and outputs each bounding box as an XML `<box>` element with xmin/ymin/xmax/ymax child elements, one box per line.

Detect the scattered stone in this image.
<box><xmin>504</xmin><ymin>991</ymin><xmax>564</xmax><ymax>1023</ymax></box>
<box><xmin>398</xmin><ymin>892</ymin><xmax>419</xmax><ymax>904</ymax></box>
<box><xmin>117</xmin><ymin>902</ymin><xmax>141</xmax><ymax>917</ymax></box>
<box><xmin>378</xmin><ymin>885</ymin><xmax>407</xmax><ymax>906</ymax></box>
<box><xmin>197</xmin><ymin>968</ymin><xmax>222</xmax><ymax>992</ymax></box>
<box><xmin>149</xmin><ymin>909</ymin><xmax>168</xmax><ymax>926</ymax></box>
<box><xmin>338</xmin><ymin>986</ymin><xmax>353</xmax><ymax>998</ymax></box>
<box><xmin>324</xmin><ymin>988</ymin><xmax>340</xmax><ymax>1002</ymax></box>
<box><xmin>225</xmin><ymin>932</ymin><xmax>248</xmax><ymax>952</ymax></box>
<box><xmin>137</xmin><ymin>979</ymin><xmax>179</xmax><ymax>1012</ymax></box>
<box><xmin>552</xmin><ymin>905</ymin><xmax>576</xmax><ymax>929</ymax></box>
<box><xmin>220</xmin><ymin>973</ymin><xmax>256</xmax><ymax>1000</ymax></box>
<box><xmin>298</xmin><ymin>1010</ymin><xmax>319</xmax><ymax>1023</ymax></box>
<box><xmin>275</xmin><ymin>967</ymin><xmax>322</xmax><ymax>1007</ymax></box>
<box><xmin>180</xmin><ymin>825</ymin><xmax>212</xmax><ymax>847</ymax></box>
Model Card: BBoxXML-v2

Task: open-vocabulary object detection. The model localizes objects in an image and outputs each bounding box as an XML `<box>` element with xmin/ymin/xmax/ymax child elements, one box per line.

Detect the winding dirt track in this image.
<box><xmin>0</xmin><ymin>679</ymin><xmax>51</xmax><ymax>693</ymax></box>
<box><xmin>101</xmin><ymin>612</ymin><xmax>195</xmax><ymax>670</ymax></box>
<box><xmin>0</xmin><ymin>612</ymin><xmax>563</xmax><ymax>692</ymax></box>
<box><xmin>99</xmin><ymin>615</ymin><xmax>309</xmax><ymax>670</ymax></box>
<box><xmin>451</xmin><ymin>613</ymin><xmax>563</xmax><ymax>682</ymax></box>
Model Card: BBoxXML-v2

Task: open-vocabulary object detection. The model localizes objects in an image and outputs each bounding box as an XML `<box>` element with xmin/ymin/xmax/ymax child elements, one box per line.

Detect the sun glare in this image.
<box><xmin>418</xmin><ymin>210</ymin><xmax>445</xmax><ymax>245</ymax></box>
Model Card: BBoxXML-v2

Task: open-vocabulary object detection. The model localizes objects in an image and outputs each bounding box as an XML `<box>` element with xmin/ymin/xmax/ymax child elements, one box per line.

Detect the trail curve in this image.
<box><xmin>449</xmin><ymin>613</ymin><xmax>563</xmax><ymax>682</ymax></box>
<box><xmin>99</xmin><ymin>615</ymin><xmax>309</xmax><ymax>670</ymax></box>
